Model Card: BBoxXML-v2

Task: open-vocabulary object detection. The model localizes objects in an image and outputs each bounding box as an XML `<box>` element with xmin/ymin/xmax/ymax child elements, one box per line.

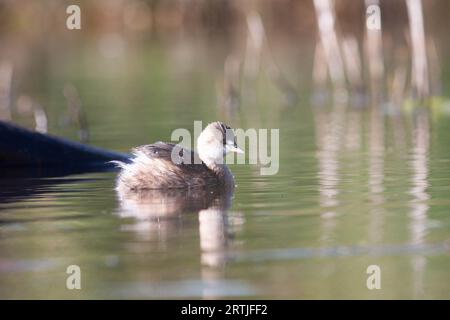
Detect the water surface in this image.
<box><xmin>1</xmin><ymin>37</ymin><xmax>450</xmax><ymax>299</ymax></box>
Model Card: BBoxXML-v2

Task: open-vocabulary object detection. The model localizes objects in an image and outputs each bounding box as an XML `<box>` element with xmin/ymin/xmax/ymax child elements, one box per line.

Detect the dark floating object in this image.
<box><xmin>0</xmin><ymin>120</ymin><xmax>130</xmax><ymax>177</ymax></box>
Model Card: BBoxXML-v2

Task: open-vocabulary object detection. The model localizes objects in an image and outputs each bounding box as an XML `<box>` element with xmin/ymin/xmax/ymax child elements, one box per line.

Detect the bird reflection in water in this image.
<box><xmin>116</xmin><ymin>184</ymin><xmax>244</xmax><ymax>298</ymax></box>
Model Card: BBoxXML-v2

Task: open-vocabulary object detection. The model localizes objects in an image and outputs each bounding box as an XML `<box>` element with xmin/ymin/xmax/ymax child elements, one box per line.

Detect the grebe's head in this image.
<box><xmin>197</xmin><ymin>121</ymin><xmax>243</xmax><ymax>166</ymax></box>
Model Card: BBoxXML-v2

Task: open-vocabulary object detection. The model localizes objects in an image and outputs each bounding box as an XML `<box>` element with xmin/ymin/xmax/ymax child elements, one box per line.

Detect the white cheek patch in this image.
<box><xmin>225</xmin><ymin>144</ymin><xmax>233</xmax><ymax>154</ymax></box>
<box><xmin>199</xmin><ymin>144</ymin><xmax>225</xmax><ymax>165</ymax></box>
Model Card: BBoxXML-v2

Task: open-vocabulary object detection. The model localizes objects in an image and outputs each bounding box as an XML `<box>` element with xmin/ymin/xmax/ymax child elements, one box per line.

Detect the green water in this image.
<box><xmin>1</xmin><ymin>39</ymin><xmax>450</xmax><ymax>299</ymax></box>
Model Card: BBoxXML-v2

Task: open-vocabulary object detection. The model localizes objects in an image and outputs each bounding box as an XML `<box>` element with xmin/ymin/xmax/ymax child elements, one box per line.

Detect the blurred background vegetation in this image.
<box><xmin>0</xmin><ymin>0</ymin><xmax>449</xmax><ymax>150</ymax></box>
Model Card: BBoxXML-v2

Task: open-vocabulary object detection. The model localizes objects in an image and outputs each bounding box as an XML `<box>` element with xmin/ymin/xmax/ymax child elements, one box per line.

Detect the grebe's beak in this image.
<box><xmin>228</xmin><ymin>145</ymin><xmax>244</xmax><ymax>154</ymax></box>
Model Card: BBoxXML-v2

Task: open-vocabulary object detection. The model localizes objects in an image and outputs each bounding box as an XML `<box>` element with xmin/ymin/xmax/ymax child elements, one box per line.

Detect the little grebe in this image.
<box><xmin>114</xmin><ymin>121</ymin><xmax>243</xmax><ymax>192</ymax></box>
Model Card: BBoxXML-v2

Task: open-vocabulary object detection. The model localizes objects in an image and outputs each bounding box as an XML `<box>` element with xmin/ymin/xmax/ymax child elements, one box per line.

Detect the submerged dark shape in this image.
<box><xmin>0</xmin><ymin>120</ymin><xmax>130</xmax><ymax>177</ymax></box>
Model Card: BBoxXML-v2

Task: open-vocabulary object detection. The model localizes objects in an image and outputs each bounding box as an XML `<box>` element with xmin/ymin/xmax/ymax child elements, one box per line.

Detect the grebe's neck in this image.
<box><xmin>203</xmin><ymin>160</ymin><xmax>226</xmax><ymax>176</ymax></box>
<box><xmin>204</xmin><ymin>161</ymin><xmax>234</xmax><ymax>187</ymax></box>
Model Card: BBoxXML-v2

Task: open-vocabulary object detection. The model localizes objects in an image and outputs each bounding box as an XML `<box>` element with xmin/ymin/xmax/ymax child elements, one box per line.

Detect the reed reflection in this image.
<box><xmin>368</xmin><ymin>105</ymin><xmax>385</xmax><ymax>244</ymax></box>
<box><xmin>314</xmin><ymin>103</ymin><xmax>346</xmax><ymax>243</ymax></box>
<box><xmin>409</xmin><ymin>108</ymin><xmax>430</xmax><ymax>298</ymax></box>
